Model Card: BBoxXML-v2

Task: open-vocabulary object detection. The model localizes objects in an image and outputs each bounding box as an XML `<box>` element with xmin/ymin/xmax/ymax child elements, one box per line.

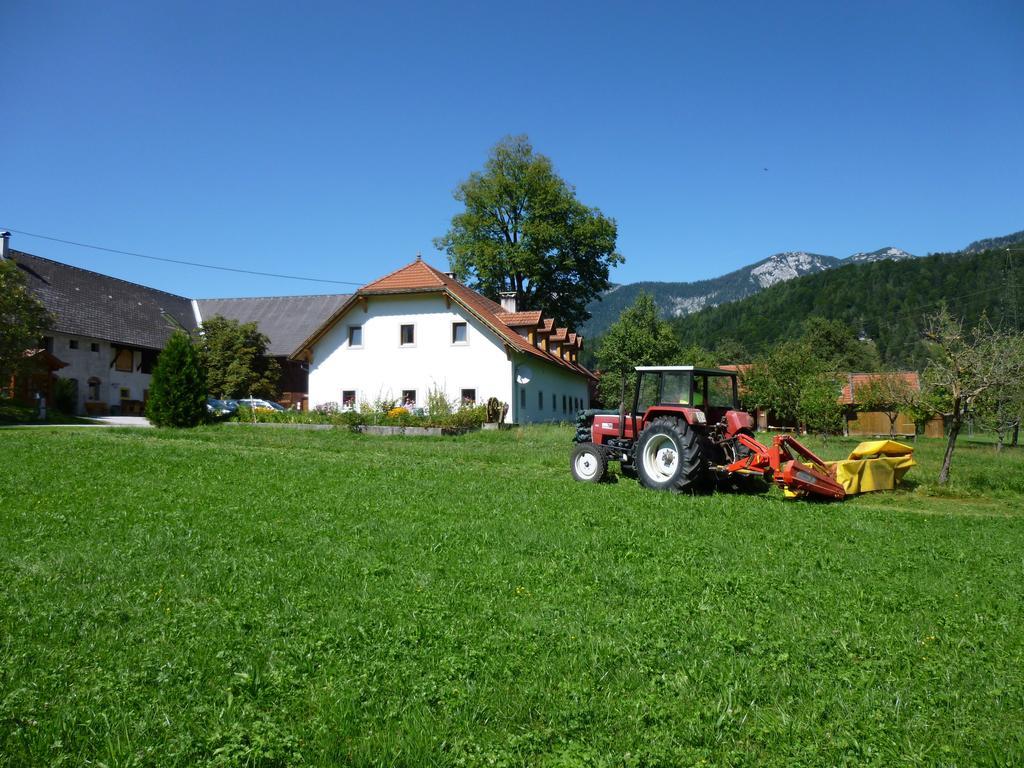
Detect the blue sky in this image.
<box><xmin>2</xmin><ymin>1</ymin><xmax>1021</xmax><ymax>299</ymax></box>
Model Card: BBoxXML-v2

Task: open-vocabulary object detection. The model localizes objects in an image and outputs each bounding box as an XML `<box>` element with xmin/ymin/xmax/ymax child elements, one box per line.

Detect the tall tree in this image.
<box><xmin>0</xmin><ymin>259</ymin><xmax>51</xmax><ymax>385</ymax></box>
<box><xmin>595</xmin><ymin>293</ymin><xmax>680</xmax><ymax>408</ymax></box>
<box><xmin>435</xmin><ymin>135</ymin><xmax>622</xmax><ymax>329</ymax></box>
<box><xmin>146</xmin><ymin>331</ymin><xmax>207</xmax><ymax>428</ymax></box>
<box><xmin>922</xmin><ymin>309</ymin><xmax>1024</xmax><ymax>483</ymax></box>
<box><xmin>197</xmin><ymin>316</ymin><xmax>280</xmax><ymax>399</ymax></box>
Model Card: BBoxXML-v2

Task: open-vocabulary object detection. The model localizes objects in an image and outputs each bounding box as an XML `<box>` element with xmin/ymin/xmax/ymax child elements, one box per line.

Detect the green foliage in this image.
<box><xmin>741</xmin><ymin>340</ymin><xmax>843</xmax><ymax>433</ymax></box>
<box><xmin>673</xmin><ymin>248</ymin><xmax>1022</xmax><ymax>369</ymax></box>
<box><xmin>52</xmin><ymin>376</ymin><xmax>78</xmax><ymax>414</ymax></box>
<box><xmin>198</xmin><ymin>315</ymin><xmax>280</xmax><ymax>399</ymax></box>
<box><xmin>800</xmin><ymin>316</ymin><xmax>881</xmax><ymax>371</ymax></box>
<box><xmin>435</xmin><ymin>135</ymin><xmax>623</xmax><ymax>330</ymax></box>
<box><xmin>2</xmin><ymin>426</ymin><xmax>1024</xmax><ymax>765</ymax></box>
<box><xmin>595</xmin><ymin>293</ymin><xmax>681</xmax><ymax>406</ymax></box>
<box><xmin>146</xmin><ymin>331</ymin><xmax>207</xmax><ymax>427</ymax></box>
<box><xmin>0</xmin><ymin>259</ymin><xmax>52</xmax><ymax>382</ymax></box>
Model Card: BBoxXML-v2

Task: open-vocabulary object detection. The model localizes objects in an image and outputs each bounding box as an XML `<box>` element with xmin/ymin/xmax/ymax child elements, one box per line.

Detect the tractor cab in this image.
<box><xmin>635</xmin><ymin>366</ymin><xmax>738</xmax><ymax>421</ymax></box>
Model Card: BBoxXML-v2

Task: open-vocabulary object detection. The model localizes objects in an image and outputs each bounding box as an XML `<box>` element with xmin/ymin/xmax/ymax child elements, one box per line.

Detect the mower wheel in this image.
<box><xmin>635</xmin><ymin>417</ymin><xmax>709</xmax><ymax>493</ymax></box>
<box><xmin>571</xmin><ymin>443</ymin><xmax>607</xmax><ymax>483</ymax></box>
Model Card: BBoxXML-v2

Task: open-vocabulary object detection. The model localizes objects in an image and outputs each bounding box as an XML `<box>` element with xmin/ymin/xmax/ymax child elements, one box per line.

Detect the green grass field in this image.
<box><xmin>2</xmin><ymin>425</ymin><xmax>1022</xmax><ymax>767</ymax></box>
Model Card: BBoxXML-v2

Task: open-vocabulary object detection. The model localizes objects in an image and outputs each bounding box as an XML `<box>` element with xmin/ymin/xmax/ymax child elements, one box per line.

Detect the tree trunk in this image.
<box><xmin>1013</xmin><ymin>419</ymin><xmax>1020</xmax><ymax>447</ymax></box>
<box><xmin>889</xmin><ymin>412</ymin><xmax>898</xmax><ymax>438</ymax></box>
<box><xmin>938</xmin><ymin>404</ymin><xmax>962</xmax><ymax>485</ymax></box>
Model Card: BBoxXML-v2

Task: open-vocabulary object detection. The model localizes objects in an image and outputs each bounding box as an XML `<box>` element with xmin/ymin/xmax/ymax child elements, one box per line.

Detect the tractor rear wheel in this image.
<box><xmin>571</xmin><ymin>443</ymin><xmax>607</xmax><ymax>483</ymax></box>
<box><xmin>635</xmin><ymin>416</ymin><xmax>709</xmax><ymax>493</ymax></box>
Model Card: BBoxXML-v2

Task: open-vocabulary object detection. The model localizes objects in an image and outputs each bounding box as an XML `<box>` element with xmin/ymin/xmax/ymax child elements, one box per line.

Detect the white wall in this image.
<box><xmin>307</xmin><ymin>293</ymin><xmax>590</xmax><ymax>424</ymax></box>
<box><xmin>510</xmin><ymin>351</ymin><xmax>590</xmax><ymax>424</ymax></box>
<box><xmin>308</xmin><ymin>294</ymin><xmax>514</xmax><ymax>415</ymax></box>
<box><xmin>50</xmin><ymin>333</ymin><xmax>154</xmax><ymax>412</ymax></box>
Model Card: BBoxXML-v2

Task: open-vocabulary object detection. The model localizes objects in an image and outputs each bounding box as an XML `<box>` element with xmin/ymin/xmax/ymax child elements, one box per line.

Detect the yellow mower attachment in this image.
<box><xmin>828</xmin><ymin>440</ymin><xmax>916</xmax><ymax>495</ymax></box>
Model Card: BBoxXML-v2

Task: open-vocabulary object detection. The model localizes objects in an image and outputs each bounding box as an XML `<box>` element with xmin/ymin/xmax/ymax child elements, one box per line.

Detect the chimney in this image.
<box><xmin>499</xmin><ymin>291</ymin><xmax>518</xmax><ymax>313</ymax></box>
<box><xmin>0</xmin><ymin>231</ymin><xmax>9</xmax><ymax>259</ymax></box>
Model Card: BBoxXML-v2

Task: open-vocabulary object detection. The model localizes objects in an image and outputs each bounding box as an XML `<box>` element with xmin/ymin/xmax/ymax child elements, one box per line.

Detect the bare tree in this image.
<box><xmin>973</xmin><ymin>343</ymin><xmax>1024</xmax><ymax>451</ymax></box>
<box><xmin>923</xmin><ymin>309</ymin><xmax>1024</xmax><ymax>483</ymax></box>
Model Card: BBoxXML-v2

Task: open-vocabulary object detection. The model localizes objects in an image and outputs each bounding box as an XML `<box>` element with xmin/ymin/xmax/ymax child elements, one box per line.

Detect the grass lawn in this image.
<box><xmin>1</xmin><ymin>425</ymin><xmax>1022</xmax><ymax>767</ymax></box>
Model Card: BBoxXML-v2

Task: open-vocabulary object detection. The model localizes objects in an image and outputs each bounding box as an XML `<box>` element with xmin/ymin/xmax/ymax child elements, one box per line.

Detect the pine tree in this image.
<box><xmin>146</xmin><ymin>331</ymin><xmax>207</xmax><ymax>427</ymax></box>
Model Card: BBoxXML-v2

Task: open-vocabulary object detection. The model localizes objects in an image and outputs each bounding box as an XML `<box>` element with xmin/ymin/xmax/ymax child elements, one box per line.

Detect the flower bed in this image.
<box><xmin>232</xmin><ymin>398</ymin><xmax>492</xmax><ymax>433</ymax></box>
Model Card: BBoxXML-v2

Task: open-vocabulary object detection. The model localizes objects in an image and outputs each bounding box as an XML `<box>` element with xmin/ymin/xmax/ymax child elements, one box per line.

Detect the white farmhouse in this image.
<box><xmin>293</xmin><ymin>257</ymin><xmax>595</xmax><ymax>423</ymax></box>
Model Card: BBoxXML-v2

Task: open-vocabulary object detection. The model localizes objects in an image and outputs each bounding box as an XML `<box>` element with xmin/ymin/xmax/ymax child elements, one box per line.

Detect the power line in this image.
<box><xmin>1</xmin><ymin>226</ymin><xmax>366</xmax><ymax>287</ymax></box>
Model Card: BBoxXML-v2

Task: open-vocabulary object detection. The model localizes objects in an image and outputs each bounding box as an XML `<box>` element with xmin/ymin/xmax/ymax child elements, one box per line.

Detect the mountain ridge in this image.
<box><xmin>583</xmin><ymin>245</ymin><xmax>914</xmax><ymax>336</ymax></box>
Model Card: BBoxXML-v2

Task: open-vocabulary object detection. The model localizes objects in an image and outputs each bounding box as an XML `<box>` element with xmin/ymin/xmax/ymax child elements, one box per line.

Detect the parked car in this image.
<box><xmin>206</xmin><ymin>397</ymin><xmax>238</xmax><ymax>416</ymax></box>
<box><xmin>236</xmin><ymin>398</ymin><xmax>286</xmax><ymax>412</ymax></box>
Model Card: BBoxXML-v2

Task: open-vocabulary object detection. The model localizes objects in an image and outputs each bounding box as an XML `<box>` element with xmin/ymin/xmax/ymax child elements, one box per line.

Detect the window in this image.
<box><xmin>461</xmin><ymin>388</ymin><xmax>476</xmax><ymax>404</ymax></box>
<box><xmin>342</xmin><ymin>390</ymin><xmax>356</xmax><ymax>408</ymax></box>
<box><xmin>348</xmin><ymin>325</ymin><xmax>363</xmax><ymax>347</ymax></box>
<box><xmin>119</xmin><ymin>388</ymin><xmax>131</xmax><ymax>399</ymax></box>
<box><xmin>552</xmin><ymin>393</ymin><xmax>556</xmax><ymax>411</ymax></box>
<box><xmin>87</xmin><ymin>377</ymin><xmax>101</xmax><ymax>401</ymax></box>
<box><xmin>90</xmin><ymin>342</ymin><xmax>100</xmax><ymax>353</ymax></box>
<box><xmin>662</xmin><ymin>372</ymin><xmax>692</xmax><ymax>405</ymax></box>
<box><xmin>452</xmin><ymin>322</ymin><xmax>468</xmax><ymax>344</ymax></box>
<box><xmin>401</xmin><ymin>389</ymin><xmax>416</xmax><ymax>407</ymax></box>
<box><xmin>114</xmin><ymin>348</ymin><xmax>133</xmax><ymax>372</ymax></box>
<box><xmin>69</xmin><ymin>339</ymin><xmax>79</xmax><ymax>350</ymax></box>
<box><xmin>538</xmin><ymin>390</ymin><xmax>543</xmax><ymax>409</ymax></box>
<box><xmin>400</xmin><ymin>324</ymin><xmax>415</xmax><ymax>346</ymax></box>
<box><xmin>562</xmin><ymin>395</ymin><xmax>567</xmax><ymax>414</ymax></box>
<box><xmin>520</xmin><ymin>388</ymin><xmax>526</xmax><ymax>409</ymax></box>
<box><xmin>706</xmin><ymin>375</ymin><xmax>735</xmax><ymax>408</ymax></box>
<box><xmin>140</xmin><ymin>349</ymin><xmax>158</xmax><ymax>374</ymax></box>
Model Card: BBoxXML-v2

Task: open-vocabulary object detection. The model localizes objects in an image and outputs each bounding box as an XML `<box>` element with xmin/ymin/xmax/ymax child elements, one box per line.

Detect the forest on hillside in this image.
<box><xmin>668</xmin><ymin>248</ymin><xmax>1022</xmax><ymax>369</ymax></box>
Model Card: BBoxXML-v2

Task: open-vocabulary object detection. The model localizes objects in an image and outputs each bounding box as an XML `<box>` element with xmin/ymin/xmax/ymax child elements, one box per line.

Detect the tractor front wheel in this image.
<box><xmin>571</xmin><ymin>443</ymin><xmax>607</xmax><ymax>483</ymax></box>
<box><xmin>635</xmin><ymin>417</ymin><xmax>708</xmax><ymax>493</ymax></box>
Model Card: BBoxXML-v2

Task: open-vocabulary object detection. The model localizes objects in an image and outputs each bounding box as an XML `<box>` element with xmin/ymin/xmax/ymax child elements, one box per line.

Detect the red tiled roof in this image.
<box><xmin>841</xmin><ymin>371</ymin><xmax>921</xmax><ymax>405</ymax></box>
<box><xmin>496</xmin><ymin>310</ymin><xmax>543</xmax><ymax>327</ymax></box>
<box><xmin>362</xmin><ymin>258</ymin><xmax>446</xmax><ymax>291</ymax></box>
<box><xmin>294</xmin><ymin>258</ymin><xmax>595</xmax><ymax>380</ymax></box>
<box><xmin>539</xmin><ymin>318</ymin><xmax>554</xmax><ymax>333</ymax></box>
<box><xmin>550</xmin><ymin>327</ymin><xmax>569</xmax><ymax>343</ymax></box>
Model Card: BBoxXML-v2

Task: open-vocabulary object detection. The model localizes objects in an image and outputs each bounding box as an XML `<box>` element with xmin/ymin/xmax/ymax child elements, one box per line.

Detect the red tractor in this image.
<box><xmin>571</xmin><ymin>366</ymin><xmax>846</xmax><ymax>499</ymax></box>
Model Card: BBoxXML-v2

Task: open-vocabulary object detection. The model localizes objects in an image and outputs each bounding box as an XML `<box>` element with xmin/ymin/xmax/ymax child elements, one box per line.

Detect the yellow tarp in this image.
<box><xmin>828</xmin><ymin>440</ymin><xmax>916</xmax><ymax>495</ymax></box>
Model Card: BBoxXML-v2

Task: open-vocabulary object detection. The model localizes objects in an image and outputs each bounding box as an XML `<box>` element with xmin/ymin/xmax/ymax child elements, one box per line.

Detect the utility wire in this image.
<box><xmin>1</xmin><ymin>226</ymin><xmax>366</xmax><ymax>287</ymax></box>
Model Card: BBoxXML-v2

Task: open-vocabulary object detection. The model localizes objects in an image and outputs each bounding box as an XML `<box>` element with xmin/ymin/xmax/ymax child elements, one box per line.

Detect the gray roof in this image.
<box><xmin>12</xmin><ymin>250</ymin><xmax>197</xmax><ymax>349</ymax></box>
<box><xmin>196</xmin><ymin>294</ymin><xmax>350</xmax><ymax>357</ymax></box>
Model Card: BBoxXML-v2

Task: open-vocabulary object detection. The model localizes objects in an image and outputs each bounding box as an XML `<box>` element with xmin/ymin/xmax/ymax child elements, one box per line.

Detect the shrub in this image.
<box><xmin>146</xmin><ymin>331</ymin><xmax>207</xmax><ymax>427</ymax></box>
<box><xmin>52</xmin><ymin>377</ymin><xmax>78</xmax><ymax>414</ymax></box>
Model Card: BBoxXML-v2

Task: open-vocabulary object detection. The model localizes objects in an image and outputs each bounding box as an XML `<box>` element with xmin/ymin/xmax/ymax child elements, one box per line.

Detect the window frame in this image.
<box><xmin>400</xmin><ymin>324</ymin><xmax>415</xmax><ymax>347</ymax></box>
<box><xmin>90</xmin><ymin>342</ymin><xmax>100</xmax><ymax>353</ymax></box>
<box><xmin>342</xmin><ymin>390</ymin><xmax>356</xmax><ymax>408</ymax></box>
<box><xmin>347</xmin><ymin>325</ymin><xmax>363</xmax><ymax>348</ymax></box>
<box><xmin>401</xmin><ymin>389</ymin><xmax>417</xmax><ymax>407</ymax></box>
<box><xmin>461</xmin><ymin>388</ymin><xmax>476</xmax><ymax>404</ymax></box>
<box><xmin>451</xmin><ymin>321</ymin><xmax>468</xmax><ymax>345</ymax></box>
<box><xmin>69</xmin><ymin>339</ymin><xmax>79</xmax><ymax>350</ymax></box>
